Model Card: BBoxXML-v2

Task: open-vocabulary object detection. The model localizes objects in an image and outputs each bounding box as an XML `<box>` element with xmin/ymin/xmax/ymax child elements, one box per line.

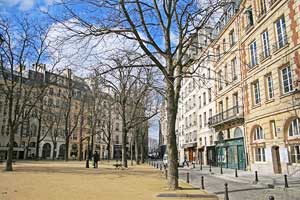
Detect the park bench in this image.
<box><xmin>113</xmin><ymin>163</ymin><xmax>122</xmax><ymax>169</ymax></box>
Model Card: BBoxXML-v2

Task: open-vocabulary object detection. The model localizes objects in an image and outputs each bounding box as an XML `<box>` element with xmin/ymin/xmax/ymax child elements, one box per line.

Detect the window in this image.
<box><xmin>255</xmin><ymin>147</ymin><xmax>266</xmax><ymax>162</ymax></box>
<box><xmin>231</xmin><ymin>57</ymin><xmax>238</xmax><ymax>80</ymax></box>
<box><xmin>253</xmin><ymin>81</ymin><xmax>261</xmax><ymax>105</ymax></box>
<box><xmin>225</xmin><ymin>65</ymin><xmax>228</xmax><ymax>86</ymax></box>
<box><xmin>233</xmin><ymin>93</ymin><xmax>239</xmax><ymax>113</ymax></box>
<box><xmin>208</xmin><ymin>88</ymin><xmax>212</xmax><ymax>102</ymax></box>
<box><xmin>229</xmin><ymin>29</ymin><xmax>235</xmax><ymax>47</ymax></box>
<box><xmin>275</xmin><ymin>16</ymin><xmax>287</xmax><ymax>48</ymax></box>
<box><xmin>290</xmin><ymin>145</ymin><xmax>300</xmax><ymax>163</ymax></box>
<box><xmin>245</xmin><ymin>7</ymin><xmax>254</xmax><ymax>29</ymax></box>
<box><xmin>204</xmin><ymin>112</ymin><xmax>207</xmax><ymax>126</ymax></box>
<box><xmin>227</xmin><ymin>5</ymin><xmax>234</xmax><ymax>18</ymax></box>
<box><xmin>203</xmin><ymin>92</ymin><xmax>206</xmax><ymax>105</ymax></box>
<box><xmin>115</xmin><ymin>135</ymin><xmax>119</xmax><ymax>144</ymax></box>
<box><xmin>49</xmin><ymin>88</ymin><xmax>54</xmax><ymax>95</ymax></box>
<box><xmin>199</xmin><ymin>115</ymin><xmax>202</xmax><ymax>128</ymax></box>
<box><xmin>209</xmin><ymin>135</ymin><xmax>213</xmax><ymax>145</ymax></box>
<box><xmin>199</xmin><ymin>137</ymin><xmax>202</xmax><ymax>146</ymax></box>
<box><xmin>261</xmin><ymin>30</ymin><xmax>270</xmax><ymax>59</ymax></box>
<box><xmin>266</xmin><ymin>74</ymin><xmax>274</xmax><ymax>99</ymax></box>
<box><xmin>223</xmin><ymin>38</ymin><xmax>226</xmax><ymax>53</ymax></box>
<box><xmin>115</xmin><ymin>123</ymin><xmax>120</xmax><ymax>131</ymax></box>
<box><xmin>209</xmin><ymin>109</ymin><xmax>212</xmax><ymax>120</ymax></box>
<box><xmin>216</xmin><ymin>46</ymin><xmax>220</xmax><ymax>61</ymax></box>
<box><xmin>260</xmin><ymin>0</ymin><xmax>267</xmax><ymax>15</ymax></box>
<box><xmin>289</xmin><ymin>118</ymin><xmax>300</xmax><ymax>137</ymax></box>
<box><xmin>249</xmin><ymin>40</ymin><xmax>258</xmax><ymax>68</ymax></box>
<box><xmin>199</xmin><ymin>96</ymin><xmax>202</xmax><ymax>108</ymax></box>
<box><xmin>281</xmin><ymin>66</ymin><xmax>293</xmax><ymax>94</ymax></box>
<box><xmin>254</xmin><ymin>126</ymin><xmax>264</xmax><ymax>140</ymax></box>
<box><xmin>218</xmin><ymin>71</ymin><xmax>223</xmax><ymax>90</ymax></box>
<box><xmin>270</xmin><ymin>120</ymin><xmax>277</xmax><ymax>138</ymax></box>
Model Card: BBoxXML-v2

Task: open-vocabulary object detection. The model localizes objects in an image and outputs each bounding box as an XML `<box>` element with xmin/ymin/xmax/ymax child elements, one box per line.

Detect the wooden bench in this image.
<box><xmin>113</xmin><ymin>164</ymin><xmax>122</xmax><ymax>169</ymax></box>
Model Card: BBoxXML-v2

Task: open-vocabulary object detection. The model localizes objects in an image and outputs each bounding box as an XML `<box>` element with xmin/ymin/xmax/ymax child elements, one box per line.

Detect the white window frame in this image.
<box><xmin>290</xmin><ymin>145</ymin><xmax>300</xmax><ymax>163</ymax></box>
<box><xmin>255</xmin><ymin>147</ymin><xmax>266</xmax><ymax>162</ymax></box>
<box><xmin>275</xmin><ymin>16</ymin><xmax>287</xmax><ymax>48</ymax></box>
<box><xmin>281</xmin><ymin>66</ymin><xmax>293</xmax><ymax>94</ymax></box>
<box><xmin>254</xmin><ymin>126</ymin><xmax>264</xmax><ymax>140</ymax></box>
<box><xmin>249</xmin><ymin>41</ymin><xmax>258</xmax><ymax>67</ymax></box>
<box><xmin>262</xmin><ymin>30</ymin><xmax>270</xmax><ymax>58</ymax></box>
<box><xmin>253</xmin><ymin>81</ymin><xmax>261</xmax><ymax>105</ymax></box>
<box><xmin>266</xmin><ymin>75</ymin><xmax>274</xmax><ymax>99</ymax></box>
<box><xmin>289</xmin><ymin>118</ymin><xmax>300</xmax><ymax>137</ymax></box>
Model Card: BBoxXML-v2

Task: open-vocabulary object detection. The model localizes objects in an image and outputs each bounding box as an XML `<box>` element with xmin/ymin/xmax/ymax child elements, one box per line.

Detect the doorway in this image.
<box><xmin>271</xmin><ymin>146</ymin><xmax>282</xmax><ymax>174</ymax></box>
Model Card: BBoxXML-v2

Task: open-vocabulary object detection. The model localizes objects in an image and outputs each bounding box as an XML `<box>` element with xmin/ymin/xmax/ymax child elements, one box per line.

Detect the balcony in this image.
<box><xmin>208</xmin><ymin>106</ymin><xmax>244</xmax><ymax>129</ymax></box>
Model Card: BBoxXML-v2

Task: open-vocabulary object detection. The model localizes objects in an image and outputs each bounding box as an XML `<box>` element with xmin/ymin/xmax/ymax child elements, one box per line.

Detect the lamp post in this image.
<box><xmin>86</xmin><ymin>136</ymin><xmax>90</xmax><ymax>168</ymax></box>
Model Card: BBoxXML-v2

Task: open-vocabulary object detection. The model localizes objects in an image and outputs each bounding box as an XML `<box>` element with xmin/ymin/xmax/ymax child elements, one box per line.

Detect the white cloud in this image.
<box><xmin>0</xmin><ymin>0</ymin><xmax>54</xmax><ymax>11</ymax></box>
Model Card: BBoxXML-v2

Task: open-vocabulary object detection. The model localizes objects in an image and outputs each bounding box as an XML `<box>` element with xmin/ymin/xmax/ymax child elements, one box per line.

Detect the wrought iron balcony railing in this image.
<box><xmin>208</xmin><ymin>105</ymin><xmax>244</xmax><ymax>127</ymax></box>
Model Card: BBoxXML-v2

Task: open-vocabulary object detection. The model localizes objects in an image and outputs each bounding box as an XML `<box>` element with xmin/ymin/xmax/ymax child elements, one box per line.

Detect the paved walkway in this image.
<box><xmin>150</xmin><ymin>161</ymin><xmax>300</xmax><ymax>200</ymax></box>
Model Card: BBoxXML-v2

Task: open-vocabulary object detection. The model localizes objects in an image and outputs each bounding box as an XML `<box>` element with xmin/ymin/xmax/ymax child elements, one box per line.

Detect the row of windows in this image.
<box><xmin>253</xmin><ymin>118</ymin><xmax>300</xmax><ymax>142</ymax></box>
<box><xmin>252</xmin><ymin>66</ymin><xmax>293</xmax><ymax>106</ymax></box>
<box><xmin>255</xmin><ymin>145</ymin><xmax>300</xmax><ymax>164</ymax></box>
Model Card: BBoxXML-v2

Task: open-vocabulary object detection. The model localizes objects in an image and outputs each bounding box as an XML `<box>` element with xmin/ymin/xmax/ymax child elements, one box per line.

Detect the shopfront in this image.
<box><xmin>215</xmin><ymin>137</ymin><xmax>246</xmax><ymax>170</ymax></box>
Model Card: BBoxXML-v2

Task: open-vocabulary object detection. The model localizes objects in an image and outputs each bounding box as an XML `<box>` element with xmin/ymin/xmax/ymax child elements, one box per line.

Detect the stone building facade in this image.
<box><xmin>160</xmin><ymin>0</ymin><xmax>300</xmax><ymax>175</ymax></box>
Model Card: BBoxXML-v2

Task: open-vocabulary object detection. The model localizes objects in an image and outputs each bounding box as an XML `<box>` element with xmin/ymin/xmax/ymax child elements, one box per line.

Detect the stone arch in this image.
<box><xmin>234</xmin><ymin>127</ymin><xmax>243</xmax><ymax>138</ymax></box>
<box><xmin>250</xmin><ymin>124</ymin><xmax>264</xmax><ymax>143</ymax></box>
<box><xmin>283</xmin><ymin>116</ymin><xmax>299</xmax><ymax>140</ymax></box>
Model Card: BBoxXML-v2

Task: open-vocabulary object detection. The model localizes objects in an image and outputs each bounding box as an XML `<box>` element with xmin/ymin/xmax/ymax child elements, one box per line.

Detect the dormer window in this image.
<box><xmin>245</xmin><ymin>7</ymin><xmax>254</xmax><ymax>30</ymax></box>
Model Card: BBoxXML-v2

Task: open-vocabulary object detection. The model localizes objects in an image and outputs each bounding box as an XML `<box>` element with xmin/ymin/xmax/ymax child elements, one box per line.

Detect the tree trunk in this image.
<box><xmin>6</xmin><ymin>126</ymin><xmax>15</xmax><ymax>171</ymax></box>
<box><xmin>91</xmin><ymin>133</ymin><xmax>94</xmax><ymax>155</ymax></box>
<box><xmin>52</xmin><ymin>141</ymin><xmax>57</xmax><ymax>160</ymax></box>
<box><xmin>140</xmin><ymin>139</ymin><xmax>145</xmax><ymax>164</ymax></box>
<box><xmin>107</xmin><ymin>140</ymin><xmax>111</xmax><ymax>161</ymax></box>
<box><xmin>166</xmin><ymin>82</ymin><xmax>179</xmax><ymax>190</ymax></box>
<box><xmin>79</xmin><ymin>139</ymin><xmax>83</xmax><ymax>161</ymax></box>
<box><xmin>130</xmin><ymin>141</ymin><xmax>133</xmax><ymax>166</ymax></box>
<box><xmin>121</xmin><ymin>129</ymin><xmax>128</xmax><ymax>168</ymax></box>
<box><xmin>35</xmin><ymin>116</ymin><xmax>42</xmax><ymax>160</ymax></box>
<box><xmin>135</xmin><ymin>132</ymin><xmax>140</xmax><ymax>165</ymax></box>
<box><xmin>64</xmin><ymin>136</ymin><xmax>69</xmax><ymax>161</ymax></box>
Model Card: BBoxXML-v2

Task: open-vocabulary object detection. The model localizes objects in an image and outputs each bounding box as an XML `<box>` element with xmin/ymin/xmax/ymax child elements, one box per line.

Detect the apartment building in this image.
<box><xmin>0</xmin><ymin>66</ymin><xmax>126</xmax><ymax>160</ymax></box>
<box><xmin>160</xmin><ymin>0</ymin><xmax>300</xmax><ymax>175</ymax></box>
<box><xmin>209</xmin><ymin>0</ymin><xmax>300</xmax><ymax>174</ymax></box>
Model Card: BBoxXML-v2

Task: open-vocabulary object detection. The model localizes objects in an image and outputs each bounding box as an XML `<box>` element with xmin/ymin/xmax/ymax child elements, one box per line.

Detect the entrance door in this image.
<box><xmin>237</xmin><ymin>145</ymin><xmax>245</xmax><ymax>170</ymax></box>
<box><xmin>188</xmin><ymin>149</ymin><xmax>193</xmax><ymax>161</ymax></box>
<box><xmin>272</xmin><ymin>146</ymin><xmax>282</xmax><ymax>174</ymax></box>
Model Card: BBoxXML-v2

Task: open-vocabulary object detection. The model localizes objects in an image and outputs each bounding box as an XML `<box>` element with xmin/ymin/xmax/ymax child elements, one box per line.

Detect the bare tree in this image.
<box><xmin>0</xmin><ymin>15</ymin><xmax>60</xmax><ymax>171</ymax></box>
<box><xmin>47</xmin><ymin>0</ymin><xmax>229</xmax><ymax>188</ymax></box>
<box><xmin>95</xmin><ymin>56</ymin><xmax>159</xmax><ymax>168</ymax></box>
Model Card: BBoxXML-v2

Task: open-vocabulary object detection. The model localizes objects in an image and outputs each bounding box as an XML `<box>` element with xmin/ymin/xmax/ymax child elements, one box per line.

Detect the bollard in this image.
<box><xmin>160</xmin><ymin>164</ymin><xmax>162</xmax><ymax>171</ymax></box>
<box><xmin>269</xmin><ymin>196</ymin><xmax>275</xmax><ymax>200</ymax></box>
<box><xmin>201</xmin><ymin>176</ymin><xmax>205</xmax><ymax>190</ymax></box>
<box><xmin>157</xmin><ymin>163</ymin><xmax>159</xmax><ymax>169</ymax></box>
<box><xmin>235</xmin><ymin>168</ymin><xmax>238</xmax><ymax>178</ymax></box>
<box><xmin>255</xmin><ymin>171</ymin><xmax>258</xmax><ymax>182</ymax></box>
<box><xmin>200</xmin><ymin>162</ymin><xmax>203</xmax><ymax>171</ymax></box>
<box><xmin>220</xmin><ymin>164</ymin><xmax>223</xmax><ymax>174</ymax></box>
<box><xmin>165</xmin><ymin>169</ymin><xmax>168</xmax><ymax>179</ymax></box>
<box><xmin>187</xmin><ymin>172</ymin><xmax>190</xmax><ymax>183</ymax></box>
<box><xmin>224</xmin><ymin>183</ymin><xmax>229</xmax><ymax>200</ymax></box>
<box><xmin>284</xmin><ymin>174</ymin><xmax>289</xmax><ymax>188</ymax></box>
<box><xmin>209</xmin><ymin>162</ymin><xmax>212</xmax><ymax>172</ymax></box>
<box><xmin>193</xmin><ymin>162</ymin><xmax>195</xmax><ymax>168</ymax></box>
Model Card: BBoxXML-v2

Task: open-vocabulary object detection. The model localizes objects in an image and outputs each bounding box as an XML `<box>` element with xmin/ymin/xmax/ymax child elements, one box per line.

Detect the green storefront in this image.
<box><xmin>215</xmin><ymin>137</ymin><xmax>246</xmax><ymax>170</ymax></box>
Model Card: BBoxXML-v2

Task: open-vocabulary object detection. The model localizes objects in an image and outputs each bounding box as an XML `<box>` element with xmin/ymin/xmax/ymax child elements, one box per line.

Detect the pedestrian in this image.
<box><xmin>183</xmin><ymin>155</ymin><xmax>189</xmax><ymax>167</ymax></box>
<box><xmin>93</xmin><ymin>151</ymin><xmax>99</xmax><ymax>168</ymax></box>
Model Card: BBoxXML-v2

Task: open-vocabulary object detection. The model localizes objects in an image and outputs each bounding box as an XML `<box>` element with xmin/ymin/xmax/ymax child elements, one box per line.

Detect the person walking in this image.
<box><xmin>93</xmin><ymin>151</ymin><xmax>99</xmax><ymax>168</ymax></box>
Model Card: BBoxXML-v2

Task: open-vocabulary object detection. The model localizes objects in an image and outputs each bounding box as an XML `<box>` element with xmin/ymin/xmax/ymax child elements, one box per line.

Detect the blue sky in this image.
<box><xmin>0</xmin><ymin>0</ymin><xmax>52</xmax><ymax>11</ymax></box>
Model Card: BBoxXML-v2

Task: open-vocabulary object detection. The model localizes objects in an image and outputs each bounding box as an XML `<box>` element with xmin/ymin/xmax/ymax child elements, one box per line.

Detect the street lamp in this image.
<box><xmin>86</xmin><ymin>136</ymin><xmax>90</xmax><ymax>168</ymax></box>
